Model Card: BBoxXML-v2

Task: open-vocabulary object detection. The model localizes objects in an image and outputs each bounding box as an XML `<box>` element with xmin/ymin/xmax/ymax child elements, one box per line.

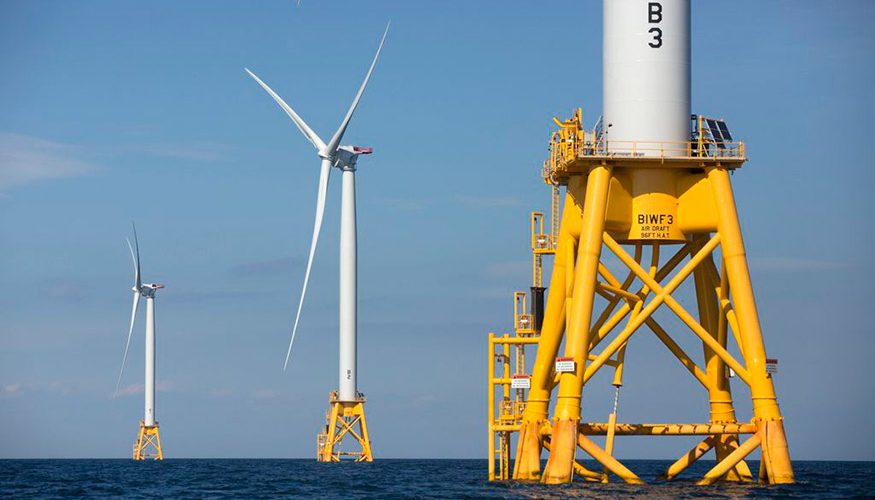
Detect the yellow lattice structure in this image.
<box><xmin>488</xmin><ymin>109</ymin><xmax>793</xmax><ymax>485</ymax></box>
<box><xmin>316</xmin><ymin>391</ymin><xmax>373</xmax><ymax>462</ymax></box>
<box><xmin>132</xmin><ymin>421</ymin><xmax>163</xmax><ymax>460</ymax></box>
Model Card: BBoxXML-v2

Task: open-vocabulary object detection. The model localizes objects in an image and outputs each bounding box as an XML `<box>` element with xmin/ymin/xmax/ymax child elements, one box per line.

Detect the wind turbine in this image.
<box><xmin>115</xmin><ymin>223</ymin><xmax>165</xmax><ymax>460</ymax></box>
<box><xmin>245</xmin><ymin>23</ymin><xmax>388</xmax><ymax>462</ymax></box>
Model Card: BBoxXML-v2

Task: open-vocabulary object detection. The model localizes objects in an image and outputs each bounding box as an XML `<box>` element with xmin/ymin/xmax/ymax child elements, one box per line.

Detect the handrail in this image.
<box><xmin>590</xmin><ymin>140</ymin><xmax>745</xmax><ymax>160</ymax></box>
<box><xmin>544</xmin><ymin>111</ymin><xmax>746</xmax><ymax>178</ymax></box>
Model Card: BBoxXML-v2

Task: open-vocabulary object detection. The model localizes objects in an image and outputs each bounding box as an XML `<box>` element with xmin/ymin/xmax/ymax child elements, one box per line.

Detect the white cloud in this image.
<box><xmin>209</xmin><ymin>388</ymin><xmax>236</xmax><ymax>398</ymax></box>
<box><xmin>116</xmin><ymin>380</ymin><xmax>174</xmax><ymax>397</ymax></box>
<box><xmin>1</xmin><ymin>384</ymin><xmax>22</xmax><ymax>396</ymax></box>
<box><xmin>44</xmin><ymin>280</ymin><xmax>86</xmax><ymax>301</ymax></box>
<box><xmin>0</xmin><ymin>133</ymin><xmax>96</xmax><ymax>190</ymax></box>
<box><xmin>251</xmin><ymin>388</ymin><xmax>279</xmax><ymax>400</ymax></box>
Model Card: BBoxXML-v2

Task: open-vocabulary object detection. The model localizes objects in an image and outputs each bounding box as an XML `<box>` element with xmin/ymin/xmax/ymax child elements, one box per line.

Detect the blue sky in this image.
<box><xmin>0</xmin><ymin>0</ymin><xmax>873</xmax><ymax>460</ymax></box>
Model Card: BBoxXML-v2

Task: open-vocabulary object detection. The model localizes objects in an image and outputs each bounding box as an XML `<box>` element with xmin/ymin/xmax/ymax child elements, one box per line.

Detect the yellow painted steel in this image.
<box><xmin>578</xmin><ymin>422</ymin><xmax>757</xmax><ymax>436</ymax></box>
<box><xmin>511</xmin><ymin>189</ymin><xmax>582</xmax><ymax>481</ymax></box>
<box><xmin>486</xmin><ymin>109</ymin><xmax>794</xmax><ymax>485</ymax></box>
<box><xmin>577</xmin><ymin>434</ymin><xmax>643</xmax><ymax>484</ymax></box>
<box><xmin>660</xmin><ymin>437</ymin><xmax>716</xmax><ymax>480</ymax></box>
<box><xmin>542</xmin><ymin>164</ymin><xmax>613</xmax><ymax>485</ymax></box>
<box><xmin>317</xmin><ymin>391</ymin><xmax>373</xmax><ymax>462</ymax></box>
<box><xmin>132</xmin><ymin>421</ymin><xmax>163</xmax><ymax>460</ymax></box>
<box><xmin>698</xmin><ymin>433</ymin><xmax>762</xmax><ymax>485</ymax></box>
<box><xmin>693</xmin><ymin>245</ymin><xmax>753</xmax><ymax>482</ymax></box>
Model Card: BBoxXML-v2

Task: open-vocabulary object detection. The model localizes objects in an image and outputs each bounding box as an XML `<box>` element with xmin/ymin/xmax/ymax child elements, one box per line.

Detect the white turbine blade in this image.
<box><xmin>114</xmin><ymin>291</ymin><xmax>140</xmax><ymax>397</ymax></box>
<box><xmin>324</xmin><ymin>22</ymin><xmax>390</xmax><ymax>156</ymax></box>
<box><xmin>284</xmin><ymin>158</ymin><xmax>332</xmax><ymax>371</ymax></box>
<box><xmin>245</xmin><ymin>68</ymin><xmax>326</xmax><ymax>151</ymax></box>
<box><xmin>126</xmin><ymin>237</ymin><xmax>141</xmax><ymax>290</ymax></box>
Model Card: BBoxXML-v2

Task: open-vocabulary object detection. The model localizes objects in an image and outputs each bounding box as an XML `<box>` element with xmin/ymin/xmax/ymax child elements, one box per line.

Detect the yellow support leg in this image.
<box><xmin>488</xmin><ymin>333</ymin><xmax>496</xmax><ymax>480</ymax></box>
<box><xmin>693</xmin><ymin>256</ymin><xmax>752</xmax><ymax>482</ymax></box>
<box><xmin>707</xmin><ymin>167</ymin><xmax>793</xmax><ymax>484</ymax></box>
<box><xmin>543</xmin><ymin>437</ymin><xmax>604</xmax><ymax>482</ymax></box>
<box><xmin>514</xmin><ymin>190</ymin><xmax>580</xmax><ymax>481</ymax></box>
<box><xmin>542</xmin><ymin>165</ymin><xmax>613</xmax><ymax>484</ymax></box>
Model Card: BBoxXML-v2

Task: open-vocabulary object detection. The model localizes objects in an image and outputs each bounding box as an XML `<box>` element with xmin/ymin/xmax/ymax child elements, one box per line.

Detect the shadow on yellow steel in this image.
<box><xmin>500</xmin><ymin>110</ymin><xmax>793</xmax><ymax>485</ymax></box>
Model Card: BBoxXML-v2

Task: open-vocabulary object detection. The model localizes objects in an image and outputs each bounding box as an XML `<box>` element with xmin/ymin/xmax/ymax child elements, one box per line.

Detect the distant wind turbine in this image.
<box><xmin>115</xmin><ymin>223</ymin><xmax>165</xmax><ymax>460</ymax></box>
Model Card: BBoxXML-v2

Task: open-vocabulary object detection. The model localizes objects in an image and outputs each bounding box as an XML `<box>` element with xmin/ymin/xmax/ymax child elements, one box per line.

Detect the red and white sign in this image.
<box><xmin>511</xmin><ymin>375</ymin><xmax>531</xmax><ymax>389</ymax></box>
<box><xmin>555</xmin><ymin>357</ymin><xmax>576</xmax><ymax>373</ymax></box>
<box><xmin>766</xmin><ymin>358</ymin><xmax>778</xmax><ymax>375</ymax></box>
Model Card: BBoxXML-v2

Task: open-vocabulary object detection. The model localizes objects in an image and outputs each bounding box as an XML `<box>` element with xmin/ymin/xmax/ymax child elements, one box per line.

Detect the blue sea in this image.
<box><xmin>1</xmin><ymin>459</ymin><xmax>872</xmax><ymax>498</ymax></box>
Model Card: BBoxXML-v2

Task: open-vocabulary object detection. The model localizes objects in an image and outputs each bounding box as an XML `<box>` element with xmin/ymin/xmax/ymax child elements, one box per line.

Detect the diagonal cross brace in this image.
<box><xmin>601</xmin><ymin>233</ymin><xmax>751</xmax><ymax>385</ymax></box>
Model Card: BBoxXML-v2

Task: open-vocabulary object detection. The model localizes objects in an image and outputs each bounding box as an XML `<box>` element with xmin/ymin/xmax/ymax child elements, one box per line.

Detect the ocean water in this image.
<box><xmin>1</xmin><ymin>459</ymin><xmax>872</xmax><ymax>499</ymax></box>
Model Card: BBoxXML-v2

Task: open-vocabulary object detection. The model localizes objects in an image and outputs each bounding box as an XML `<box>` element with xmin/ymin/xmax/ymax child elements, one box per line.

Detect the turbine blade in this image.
<box><xmin>245</xmin><ymin>68</ymin><xmax>327</xmax><ymax>151</ymax></box>
<box><xmin>284</xmin><ymin>158</ymin><xmax>332</xmax><ymax>371</ymax></box>
<box><xmin>126</xmin><ymin>236</ymin><xmax>141</xmax><ymax>290</ymax></box>
<box><xmin>114</xmin><ymin>291</ymin><xmax>140</xmax><ymax>397</ymax></box>
<box><xmin>324</xmin><ymin>22</ymin><xmax>390</xmax><ymax>156</ymax></box>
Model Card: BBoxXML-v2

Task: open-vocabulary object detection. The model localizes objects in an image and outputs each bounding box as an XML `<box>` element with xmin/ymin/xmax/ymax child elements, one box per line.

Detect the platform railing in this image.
<box><xmin>559</xmin><ymin>138</ymin><xmax>744</xmax><ymax>162</ymax></box>
<box><xmin>594</xmin><ymin>140</ymin><xmax>745</xmax><ymax>160</ymax></box>
<box><xmin>544</xmin><ymin>137</ymin><xmax>746</xmax><ymax>181</ymax></box>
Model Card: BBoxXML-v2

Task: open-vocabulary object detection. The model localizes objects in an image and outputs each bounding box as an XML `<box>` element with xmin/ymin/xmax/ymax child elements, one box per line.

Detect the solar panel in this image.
<box><xmin>706</xmin><ymin>119</ymin><xmax>725</xmax><ymax>149</ymax></box>
<box><xmin>717</xmin><ymin>121</ymin><xmax>733</xmax><ymax>142</ymax></box>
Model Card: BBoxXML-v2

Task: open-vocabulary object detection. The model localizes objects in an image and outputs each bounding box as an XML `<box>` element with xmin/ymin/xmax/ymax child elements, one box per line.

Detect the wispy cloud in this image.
<box><xmin>1</xmin><ymin>384</ymin><xmax>22</xmax><ymax>397</ymax></box>
<box><xmin>749</xmin><ymin>257</ymin><xmax>847</xmax><ymax>272</ymax></box>
<box><xmin>251</xmin><ymin>388</ymin><xmax>280</xmax><ymax>400</ymax></box>
<box><xmin>116</xmin><ymin>384</ymin><xmax>143</xmax><ymax>397</ymax></box>
<box><xmin>0</xmin><ymin>133</ymin><xmax>97</xmax><ymax>191</ymax></box>
<box><xmin>411</xmin><ymin>394</ymin><xmax>437</xmax><ymax>408</ymax></box>
<box><xmin>42</xmin><ymin>279</ymin><xmax>86</xmax><ymax>302</ymax></box>
<box><xmin>116</xmin><ymin>380</ymin><xmax>174</xmax><ymax>397</ymax></box>
<box><xmin>209</xmin><ymin>388</ymin><xmax>236</xmax><ymax>399</ymax></box>
<box><xmin>453</xmin><ymin>195</ymin><xmax>526</xmax><ymax>208</ymax></box>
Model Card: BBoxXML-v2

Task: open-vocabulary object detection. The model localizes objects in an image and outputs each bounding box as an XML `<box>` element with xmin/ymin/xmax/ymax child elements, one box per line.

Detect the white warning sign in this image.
<box><xmin>555</xmin><ymin>357</ymin><xmax>576</xmax><ymax>373</ymax></box>
<box><xmin>511</xmin><ymin>375</ymin><xmax>531</xmax><ymax>389</ymax></box>
<box><xmin>766</xmin><ymin>358</ymin><xmax>778</xmax><ymax>375</ymax></box>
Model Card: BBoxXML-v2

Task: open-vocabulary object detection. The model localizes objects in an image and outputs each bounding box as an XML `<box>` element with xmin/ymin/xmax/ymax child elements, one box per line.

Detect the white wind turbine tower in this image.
<box><xmin>245</xmin><ymin>23</ymin><xmax>388</xmax><ymax>462</ymax></box>
<box><xmin>115</xmin><ymin>224</ymin><xmax>165</xmax><ymax>460</ymax></box>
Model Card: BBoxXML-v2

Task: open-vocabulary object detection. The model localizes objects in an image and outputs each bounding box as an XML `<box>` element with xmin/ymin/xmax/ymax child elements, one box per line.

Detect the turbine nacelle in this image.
<box><xmin>140</xmin><ymin>283</ymin><xmax>165</xmax><ymax>298</ymax></box>
<box><xmin>334</xmin><ymin>145</ymin><xmax>373</xmax><ymax>170</ymax></box>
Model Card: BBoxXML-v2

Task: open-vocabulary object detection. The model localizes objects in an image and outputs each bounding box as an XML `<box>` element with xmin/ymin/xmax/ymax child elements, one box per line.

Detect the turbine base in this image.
<box><xmin>132</xmin><ymin>421</ymin><xmax>163</xmax><ymax>460</ymax></box>
<box><xmin>316</xmin><ymin>391</ymin><xmax>373</xmax><ymax>462</ymax></box>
